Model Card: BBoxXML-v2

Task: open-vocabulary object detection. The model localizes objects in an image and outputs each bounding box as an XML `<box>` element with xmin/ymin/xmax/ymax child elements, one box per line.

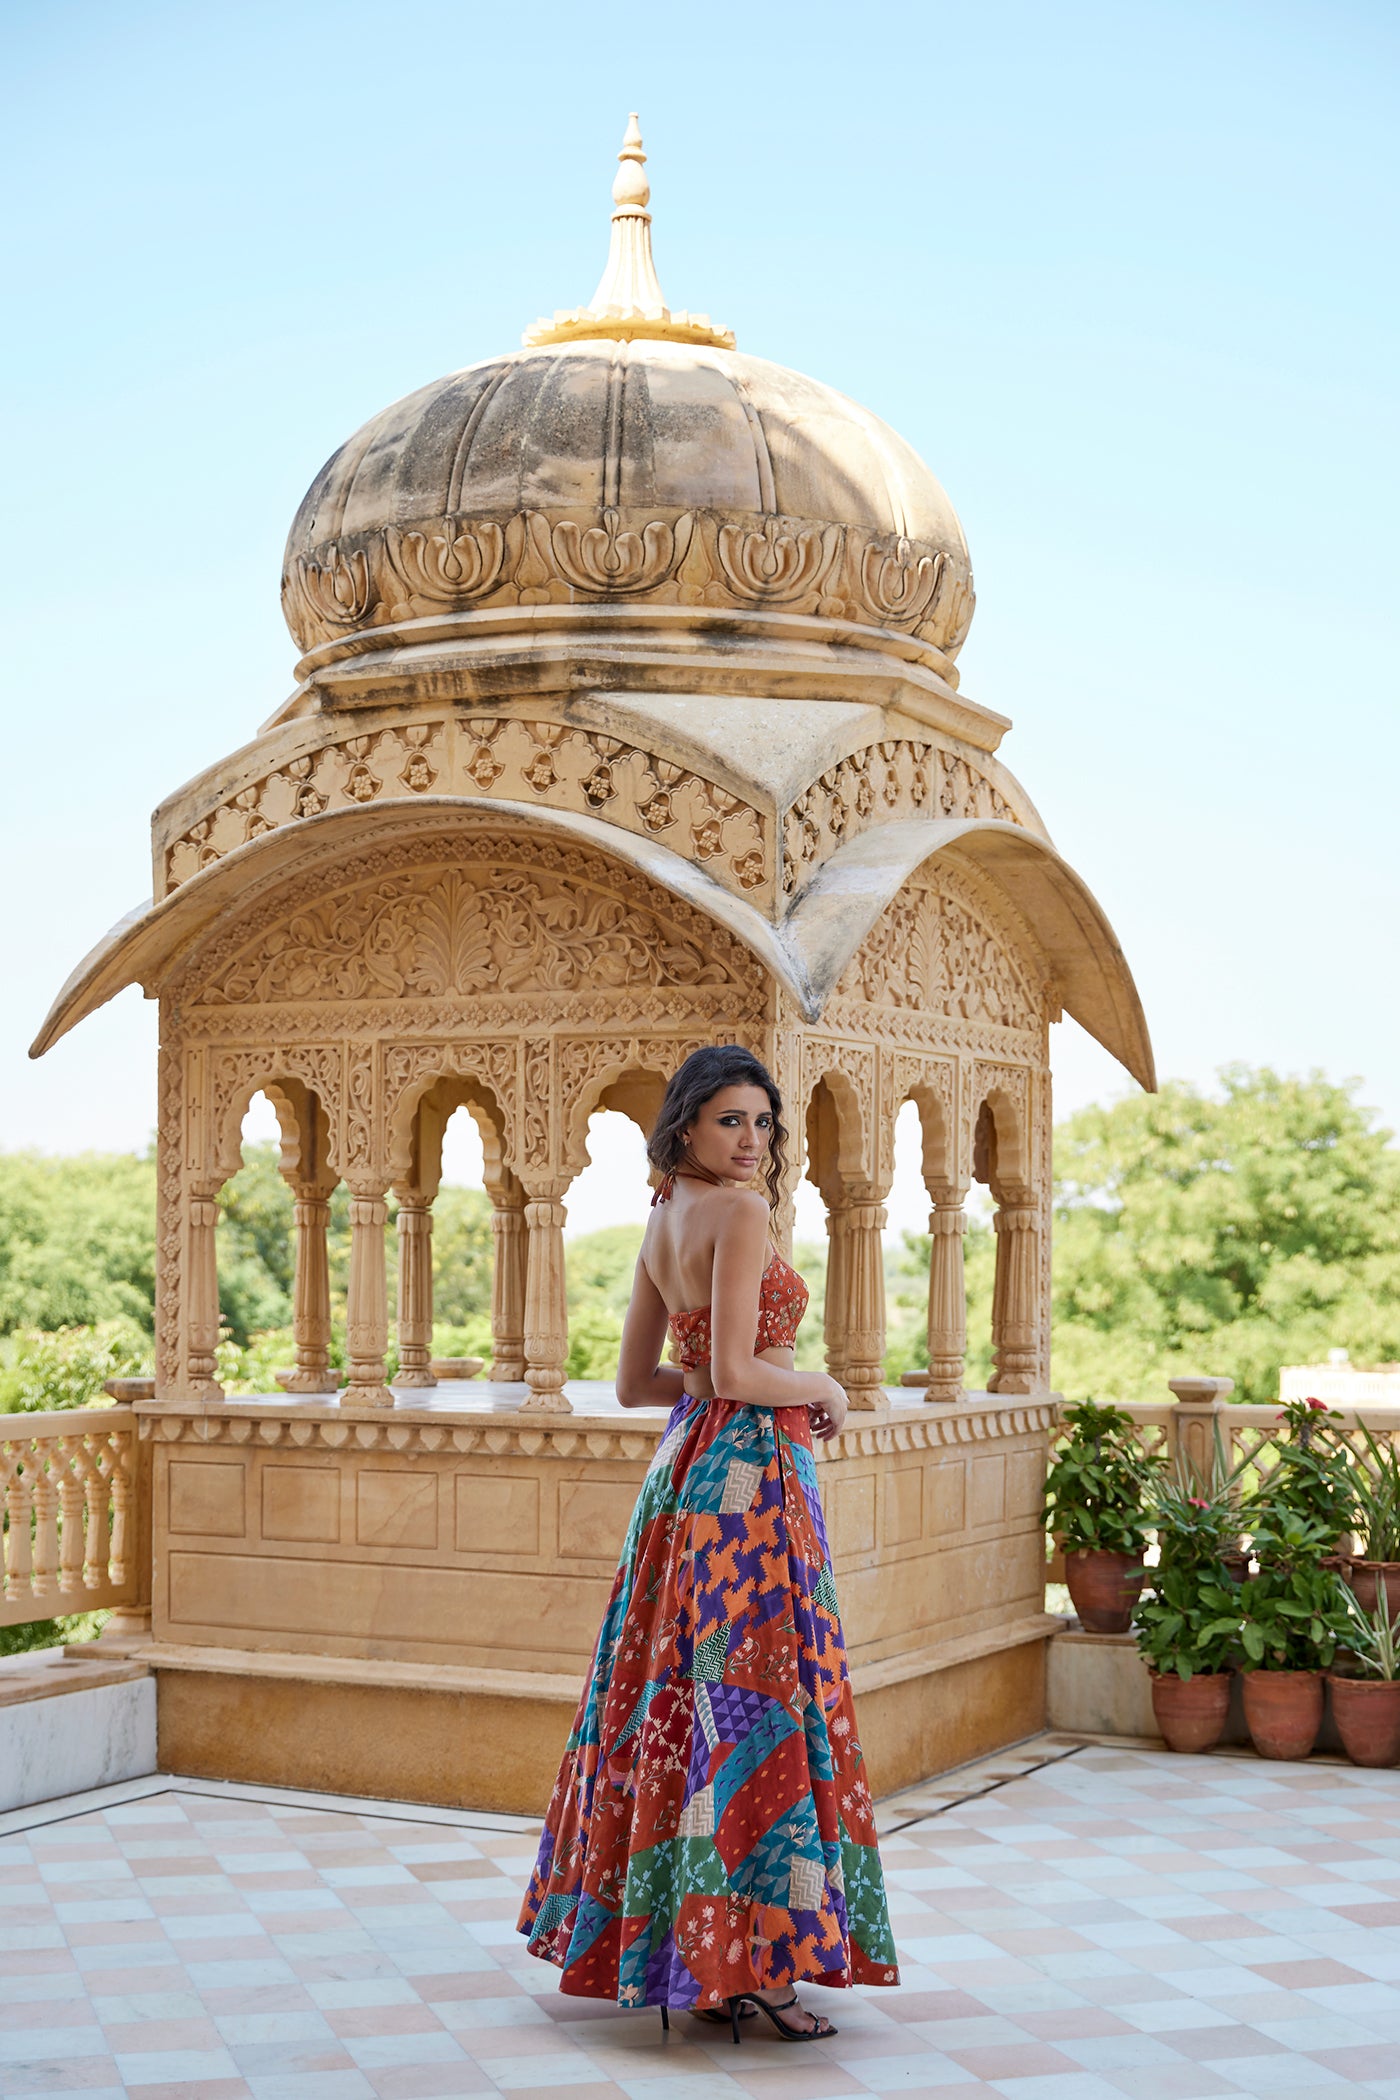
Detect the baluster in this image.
<box><xmin>108</xmin><ymin>1436</ymin><xmax>132</xmax><ymax>1587</ymax></box>
<box><xmin>3</xmin><ymin>1457</ymin><xmax>31</xmax><ymax>1600</ymax></box>
<box><xmin>31</xmin><ymin>1454</ymin><xmax>59</xmax><ymax>1607</ymax></box>
<box><xmin>57</xmin><ymin>1438</ymin><xmax>85</xmax><ymax>1596</ymax></box>
<box><xmin>82</xmin><ymin>1439</ymin><xmax>112</xmax><ymax>1589</ymax></box>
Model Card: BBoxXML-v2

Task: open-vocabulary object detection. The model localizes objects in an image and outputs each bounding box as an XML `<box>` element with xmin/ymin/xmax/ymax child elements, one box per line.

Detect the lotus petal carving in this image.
<box><xmin>925</xmin><ymin>570</ymin><xmax>976</xmax><ymax>654</ymax></box>
<box><xmin>548</xmin><ymin>509</ymin><xmax>692</xmax><ymax>595</ymax></box>
<box><xmin>385</xmin><ymin>519</ymin><xmax>507</xmax><ymax>605</ymax></box>
<box><xmin>714</xmin><ymin>517</ymin><xmax>841</xmax><ymax>603</ymax></box>
<box><xmin>860</xmin><ymin>538</ymin><xmax>944</xmax><ymax>627</ymax></box>
<box><xmin>296</xmin><ymin>544</ymin><xmax>373</xmax><ymax>626</ymax></box>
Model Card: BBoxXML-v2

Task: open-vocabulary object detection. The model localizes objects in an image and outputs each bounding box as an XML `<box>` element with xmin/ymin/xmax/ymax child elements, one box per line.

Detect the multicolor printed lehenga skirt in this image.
<box><xmin>517</xmin><ymin>1392</ymin><xmax>899</xmax><ymax>2006</ymax></box>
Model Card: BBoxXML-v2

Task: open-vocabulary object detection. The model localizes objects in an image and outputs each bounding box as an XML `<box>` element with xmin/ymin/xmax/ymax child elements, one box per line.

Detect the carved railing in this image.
<box><xmin>1118</xmin><ymin>1382</ymin><xmax>1400</xmax><ymax>1488</ymax></box>
<box><xmin>0</xmin><ymin>1408</ymin><xmax>140</xmax><ymax>1627</ymax></box>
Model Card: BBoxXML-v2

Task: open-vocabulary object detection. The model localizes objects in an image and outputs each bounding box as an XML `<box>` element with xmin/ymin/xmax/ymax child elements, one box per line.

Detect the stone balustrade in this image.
<box><xmin>1</xmin><ymin>1408</ymin><xmax>143</xmax><ymax>1627</ymax></box>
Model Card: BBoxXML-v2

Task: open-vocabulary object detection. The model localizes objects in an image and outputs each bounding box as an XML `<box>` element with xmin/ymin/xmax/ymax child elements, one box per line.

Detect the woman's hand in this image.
<box><xmin>806</xmin><ymin>1374</ymin><xmax>848</xmax><ymax>1442</ymax></box>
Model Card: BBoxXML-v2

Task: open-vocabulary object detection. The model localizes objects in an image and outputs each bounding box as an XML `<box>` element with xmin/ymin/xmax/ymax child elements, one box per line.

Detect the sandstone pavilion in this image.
<box><xmin>31</xmin><ymin>118</ymin><xmax>1153</xmax><ymax>1807</ymax></box>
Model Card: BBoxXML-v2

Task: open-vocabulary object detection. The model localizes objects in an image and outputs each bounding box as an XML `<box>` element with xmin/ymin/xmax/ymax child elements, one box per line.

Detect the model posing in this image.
<box><xmin>517</xmin><ymin>1047</ymin><xmax>898</xmax><ymax>2042</ymax></box>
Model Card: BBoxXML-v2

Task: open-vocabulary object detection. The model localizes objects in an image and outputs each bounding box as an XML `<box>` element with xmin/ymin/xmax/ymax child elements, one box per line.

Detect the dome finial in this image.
<box><xmin>523</xmin><ymin>116</ymin><xmax>735</xmax><ymax>351</ymax></box>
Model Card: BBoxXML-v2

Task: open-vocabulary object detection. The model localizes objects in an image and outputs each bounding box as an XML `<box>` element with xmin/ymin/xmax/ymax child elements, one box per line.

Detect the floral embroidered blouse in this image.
<box><xmin>667</xmin><ymin>1252</ymin><xmax>809</xmax><ymax>1373</ymax></box>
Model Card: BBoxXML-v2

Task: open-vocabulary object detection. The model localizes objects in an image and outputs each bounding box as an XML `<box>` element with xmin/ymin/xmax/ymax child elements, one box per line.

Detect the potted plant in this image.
<box><xmin>1263</xmin><ymin>1397</ymin><xmax>1355</xmax><ymax>1559</ymax></box>
<box><xmin>1346</xmin><ymin>1423</ymin><xmax>1400</xmax><ymax>1627</ymax></box>
<box><xmin>1329</xmin><ymin>1579</ymin><xmax>1400</xmax><ymax>1767</ymax></box>
<box><xmin>1133</xmin><ymin>1477</ymin><xmax>1242</xmax><ymax>1753</ymax></box>
<box><xmin>1044</xmin><ymin>1400</ymin><xmax>1164</xmax><ymax>1633</ymax></box>
<box><xmin>1237</xmin><ymin>1503</ymin><xmax>1355</xmax><ymax>1760</ymax></box>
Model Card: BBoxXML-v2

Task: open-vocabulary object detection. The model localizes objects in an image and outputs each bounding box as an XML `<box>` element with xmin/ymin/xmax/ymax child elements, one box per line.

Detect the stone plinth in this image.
<box><xmin>134</xmin><ymin>1383</ymin><xmax>1057</xmax><ymax>1812</ymax></box>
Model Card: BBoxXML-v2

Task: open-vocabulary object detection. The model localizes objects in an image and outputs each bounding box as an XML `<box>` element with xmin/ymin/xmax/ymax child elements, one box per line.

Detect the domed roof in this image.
<box><xmin>281</xmin><ymin>122</ymin><xmax>974</xmax><ymax>682</ymax></box>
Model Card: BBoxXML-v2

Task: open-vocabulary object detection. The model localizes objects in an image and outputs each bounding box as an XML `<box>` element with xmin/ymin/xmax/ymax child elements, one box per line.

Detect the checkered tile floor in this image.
<box><xmin>3</xmin><ymin>1740</ymin><xmax>1399</xmax><ymax>2098</ymax></box>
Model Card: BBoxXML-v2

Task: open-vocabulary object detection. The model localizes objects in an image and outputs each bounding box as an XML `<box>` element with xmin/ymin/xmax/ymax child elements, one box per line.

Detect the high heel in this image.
<box><xmin>726</xmin><ymin>1990</ymin><xmax>837</xmax><ymax>2042</ymax></box>
<box><xmin>659</xmin><ymin>2005</ymin><xmax>669</xmax><ymax>2032</ymax></box>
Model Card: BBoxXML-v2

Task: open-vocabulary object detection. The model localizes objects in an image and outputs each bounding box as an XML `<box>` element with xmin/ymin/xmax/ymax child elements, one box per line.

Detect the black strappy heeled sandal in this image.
<box><xmin>725</xmin><ymin>1990</ymin><xmax>838</xmax><ymax>2043</ymax></box>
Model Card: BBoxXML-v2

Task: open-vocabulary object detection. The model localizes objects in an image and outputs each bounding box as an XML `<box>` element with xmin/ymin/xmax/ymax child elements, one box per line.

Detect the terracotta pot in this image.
<box><xmin>1064</xmin><ymin>1549</ymin><xmax>1146</xmax><ymax>1634</ymax></box>
<box><xmin>1242</xmin><ymin>1669</ymin><xmax>1324</xmax><ymax>1760</ymax></box>
<box><xmin>1220</xmin><ymin>1549</ymin><xmax>1253</xmax><ymax>1583</ymax></box>
<box><xmin>1347</xmin><ymin>1561</ymin><xmax>1400</xmax><ymax>1627</ymax></box>
<box><xmin>1327</xmin><ymin>1675</ymin><xmax>1400</xmax><ymax>1768</ymax></box>
<box><xmin>1150</xmin><ymin>1669</ymin><xmax>1232</xmax><ymax>1754</ymax></box>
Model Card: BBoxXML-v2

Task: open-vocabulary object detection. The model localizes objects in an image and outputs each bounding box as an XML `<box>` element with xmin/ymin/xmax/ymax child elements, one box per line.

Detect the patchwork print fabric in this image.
<box><xmin>517</xmin><ymin>1370</ymin><xmax>900</xmax><ymax>2006</ymax></box>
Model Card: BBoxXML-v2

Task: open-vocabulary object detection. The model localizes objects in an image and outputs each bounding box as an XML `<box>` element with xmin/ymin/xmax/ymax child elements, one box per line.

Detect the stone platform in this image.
<box><xmin>112</xmin><ymin>1381</ymin><xmax>1058</xmax><ymax>1814</ymax></box>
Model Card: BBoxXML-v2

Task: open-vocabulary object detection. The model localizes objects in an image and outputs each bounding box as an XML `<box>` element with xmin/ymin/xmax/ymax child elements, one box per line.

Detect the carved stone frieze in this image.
<box><xmin>281</xmin><ymin>509</ymin><xmax>975</xmax><ymax>663</ymax></box>
<box><xmin>818</xmin><ymin>1000</ymin><xmax>1042</xmax><ymax>1059</ymax></box>
<box><xmin>162</xmin><ymin>717</ymin><xmax>769</xmax><ymax>906</ymax></box>
<box><xmin>175</xmin><ymin>986</ymin><xmax>765</xmax><ymax>1045</ymax></box>
<box><xmin>169</xmin><ymin>832</ymin><xmax>754</xmax><ymax>1013</ymax></box>
<box><xmin>781</xmin><ymin>740</ymin><xmax>1023</xmax><ymax>897</ymax></box>
<box><xmin>834</xmin><ymin>867</ymin><xmax>1045</xmax><ymax>1031</ymax></box>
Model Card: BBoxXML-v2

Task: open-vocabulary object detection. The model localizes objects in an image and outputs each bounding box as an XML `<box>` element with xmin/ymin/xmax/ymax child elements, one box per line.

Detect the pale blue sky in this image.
<box><xmin>2</xmin><ymin>0</ymin><xmax>1396</xmax><ymax>1233</ymax></box>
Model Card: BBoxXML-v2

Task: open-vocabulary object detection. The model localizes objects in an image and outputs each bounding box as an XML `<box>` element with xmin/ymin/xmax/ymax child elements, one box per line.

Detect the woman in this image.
<box><xmin>517</xmin><ymin>1047</ymin><xmax>898</xmax><ymax>2042</ymax></box>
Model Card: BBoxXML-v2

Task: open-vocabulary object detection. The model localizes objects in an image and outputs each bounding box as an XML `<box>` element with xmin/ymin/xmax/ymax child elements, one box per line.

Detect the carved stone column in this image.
<box><xmin>394</xmin><ymin>1190</ymin><xmax>436</xmax><ymax>1389</ymax></box>
<box><xmin>490</xmin><ymin>1199</ymin><xmax>528</xmax><ymax>1381</ymax></box>
<box><xmin>345</xmin><ymin>1183</ymin><xmax>395</xmax><ymax>1408</ymax></box>
<box><xmin>185</xmin><ymin>1183</ymin><xmax>224</xmax><ymax>1400</ymax></box>
<box><xmin>841</xmin><ymin>1195</ymin><xmax>889</xmax><ymax>1410</ymax></box>
<box><xmin>989</xmin><ymin>1200</ymin><xmax>1039</xmax><ymax>1395</ymax></box>
<box><xmin>522</xmin><ymin>1195</ymin><xmax>570</xmax><ymax>1411</ymax></box>
<box><xmin>823</xmin><ymin>1200</ymin><xmax>851</xmax><ymax>1386</ymax></box>
<box><xmin>925</xmin><ymin>1189</ymin><xmax>968</xmax><ymax>1402</ymax></box>
<box><xmin>281</xmin><ymin>1191</ymin><xmax>339</xmax><ymax>1394</ymax></box>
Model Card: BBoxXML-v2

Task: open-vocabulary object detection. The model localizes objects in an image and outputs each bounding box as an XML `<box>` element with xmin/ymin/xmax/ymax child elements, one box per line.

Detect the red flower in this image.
<box><xmin>1188</xmin><ymin>1496</ymin><xmax>1210</xmax><ymax>1509</ymax></box>
<box><xmin>1306</xmin><ymin>1396</ymin><xmax>1327</xmax><ymax>1410</ymax></box>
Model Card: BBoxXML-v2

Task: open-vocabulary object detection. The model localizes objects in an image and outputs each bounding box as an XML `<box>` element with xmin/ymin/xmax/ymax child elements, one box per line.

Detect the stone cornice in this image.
<box><xmin>134</xmin><ymin>1391</ymin><xmax>1057</xmax><ymax>1462</ymax></box>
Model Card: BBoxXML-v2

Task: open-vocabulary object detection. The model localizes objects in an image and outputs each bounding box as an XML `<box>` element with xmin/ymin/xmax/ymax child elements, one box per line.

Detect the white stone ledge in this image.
<box><xmin>0</xmin><ymin>1673</ymin><xmax>157</xmax><ymax>1813</ymax></box>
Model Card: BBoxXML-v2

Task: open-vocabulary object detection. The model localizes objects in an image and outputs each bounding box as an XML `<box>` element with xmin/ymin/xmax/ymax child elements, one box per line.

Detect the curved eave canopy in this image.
<box><xmin>28</xmin><ymin>798</ymin><xmax>798</xmax><ymax>1059</ymax></box>
<box><xmin>31</xmin><ymin>803</ymin><xmax>1153</xmax><ymax>1094</ymax></box>
<box><xmin>786</xmin><ymin>817</ymin><xmax>1155</xmax><ymax>1091</ymax></box>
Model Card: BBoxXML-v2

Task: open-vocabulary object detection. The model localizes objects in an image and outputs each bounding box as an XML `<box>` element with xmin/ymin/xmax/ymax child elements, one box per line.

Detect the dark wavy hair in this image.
<box><xmin>647</xmin><ymin>1046</ymin><xmax>788</xmax><ymax>1209</ymax></box>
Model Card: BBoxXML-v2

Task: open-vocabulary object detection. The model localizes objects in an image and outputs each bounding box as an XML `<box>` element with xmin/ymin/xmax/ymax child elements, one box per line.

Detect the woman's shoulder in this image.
<box><xmin>708</xmin><ymin>1186</ymin><xmax>772</xmax><ymax>1235</ymax></box>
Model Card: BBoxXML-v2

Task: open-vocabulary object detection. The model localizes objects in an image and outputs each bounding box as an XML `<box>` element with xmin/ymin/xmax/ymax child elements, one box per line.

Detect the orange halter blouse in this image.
<box><xmin>652</xmin><ymin>1163</ymin><xmax>809</xmax><ymax>1373</ymax></box>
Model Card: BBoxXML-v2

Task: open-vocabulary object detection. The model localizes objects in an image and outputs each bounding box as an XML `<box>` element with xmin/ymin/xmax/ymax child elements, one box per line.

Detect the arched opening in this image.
<box><xmin>214</xmin><ymin>1084</ymin><xmax>342</xmax><ymax>1396</ymax></box>
<box><xmin>885</xmin><ymin>1100</ymin><xmax>938</xmax><ymax>1382</ymax></box>
<box><xmin>803</xmin><ymin>1071</ymin><xmax>880</xmax><ymax>1399</ymax></box>
<box><xmin>430</xmin><ymin>1106</ymin><xmax>495</xmax><ymax>1379</ymax></box>
<box><xmin>563</xmin><ymin>1105</ymin><xmax>654</xmax><ymax>1387</ymax></box>
<box><xmin>389</xmin><ymin>1074</ymin><xmax>523</xmax><ymax>1390</ymax></box>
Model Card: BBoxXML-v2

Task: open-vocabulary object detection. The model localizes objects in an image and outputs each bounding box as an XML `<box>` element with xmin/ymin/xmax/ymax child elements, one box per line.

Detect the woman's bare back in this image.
<box><xmin>640</xmin><ymin>1181</ymin><xmax>792</xmax><ymax>1398</ymax></box>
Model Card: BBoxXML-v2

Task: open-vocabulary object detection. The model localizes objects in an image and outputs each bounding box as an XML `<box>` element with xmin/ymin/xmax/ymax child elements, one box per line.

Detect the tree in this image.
<box><xmin>0</xmin><ymin>1152</ymin><xmax>156</xmax><ymax>1334</ymax></box>
<box><xmin>1053</xmin><ymin>1067</ymin><xmax>1400</xmax><ymax>1405</ymax></box>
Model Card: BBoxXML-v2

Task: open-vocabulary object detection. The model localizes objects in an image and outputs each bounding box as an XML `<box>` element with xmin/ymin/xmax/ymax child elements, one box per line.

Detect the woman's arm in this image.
<box><xmin>710</xmin><ymin>1192</ymin><xmax>847</xmax><ymax>1417</ymax></box>
<box><xmin>615</xmin><ymin>1254</ymin><xmax>688</xmax><ymax>1410</ymax></box>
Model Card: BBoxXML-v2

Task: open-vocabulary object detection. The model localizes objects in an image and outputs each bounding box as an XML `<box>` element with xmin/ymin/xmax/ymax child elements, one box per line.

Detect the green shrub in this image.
<box><xmin>0</xmin><ymin>1319</ymin><xmax>151</xmax><ymax>1413</ymax></box>
<box><xmin>1044</xmin><ymin>1399</ymin><xmax>1163</xmax><ymax>1554</ymax></box>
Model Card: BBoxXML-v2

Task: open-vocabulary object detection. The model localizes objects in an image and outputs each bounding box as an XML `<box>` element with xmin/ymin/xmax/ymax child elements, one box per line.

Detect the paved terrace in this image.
<box><xmin>2</xmin><ymin>1739</ymin><xmax>1399</xmax><ymax>2100</ymax></box>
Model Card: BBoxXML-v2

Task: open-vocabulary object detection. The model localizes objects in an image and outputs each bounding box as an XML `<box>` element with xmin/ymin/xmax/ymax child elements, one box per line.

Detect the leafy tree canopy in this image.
<box><xmin>1052</xmin><ymin>1067</ymin><xmax>1400</xmax><ymax>1405</ymax></box>
<box><xmin>0</xmin><ymin>1152</ymin><xmax>156</xmax><ymax>1334</ymax></box>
